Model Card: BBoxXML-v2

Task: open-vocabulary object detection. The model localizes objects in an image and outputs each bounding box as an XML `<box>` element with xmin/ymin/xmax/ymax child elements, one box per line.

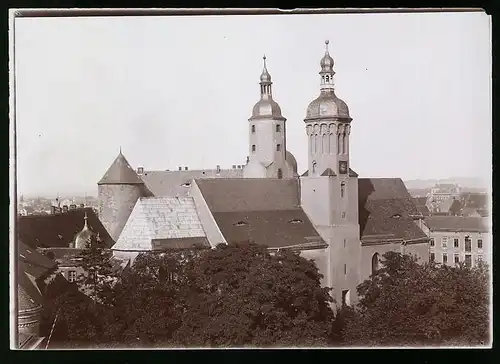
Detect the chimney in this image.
<box><xmin>216</xmin><ymin>165</ymin><xmax>221</xmax><ymax>173</ymax></box>
<box><xmin>80</xmin><ymin>203</ymin><xmax>85</xmax><ymax>208</ymax></box>
<box><xmin>185</xmin><ymin>166</ymin><xmax>188</xmax><ymax>171</ymax></box>
<box><xmin>178</xmin><ymin>167</ymin><xmax>182</xmax><ymax>171</ymax></box>
<box><xmin>137</xmin><ymin>166</ymin><xmax>144</xmax><ymax>175</ymax></box>
<box><xmin>246</xmin><ymin>156</ymin><xmax>250</xmax><ymax>164</ymax></box>
<box><xmin>51</xmin><ymin>205</ymin><xmax>56</xmax><ymax>215</ymax></box>
<box><xmin>69</xmin><ymin>204</ymin><xmax>76</xmax><ymax>210</ymax></box>
<box><xmin>237</xmin><ymin>165</ymin><xmax>241</xmax><ymax>169</ymax></box>
<box><xmin>55</xmin><ymin>207</ymin><xmax>61</xmax><ymax>215</ymax></box>
<box><xmin>232</xmin><ymin>165</ymin><xmax>236</xmax><ymax>169</ymax></box>
<box><xmin>62</xmin><ymin>205</ymin><xmax>68</xmax><ymax>213</ymax></box>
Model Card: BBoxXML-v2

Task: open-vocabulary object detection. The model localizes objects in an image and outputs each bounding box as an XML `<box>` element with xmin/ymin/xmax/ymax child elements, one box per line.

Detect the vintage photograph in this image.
<box><xmin>10</xmin><ymin>9</ymin><xmax>492</xmax><ymax>349</ymax></box>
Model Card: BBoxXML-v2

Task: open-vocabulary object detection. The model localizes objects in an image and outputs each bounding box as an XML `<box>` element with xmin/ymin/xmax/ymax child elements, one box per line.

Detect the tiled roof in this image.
<box><xmin>18</xmin><ymin>208</ymin><xmax>114</xmax><ymax>249</ymax></box>
<box><xmin>462</xmin><ymin>192</ymin><xmax>489</xmax><ymax>209</ymax></box>
<box><xmin>151</xmin><ymin>237</ymin><xmax>210</xmax><ymax>250</ymax></box>
<box><xmin>196</xmin><ymin>178</ymin><xmax>300</xmax><ymax>212</ymax></box>
<box><xmin>139</xmin><ymin>168</ymin><xmax>244</xmax><ymax>197</ymax></box>
<box><xmin>211</xmin><ymin>210</ymin><xmax>325</xmax><ymax>248</ymax></box>
<box><xmin>196</xmin><ymin>178</ymin><xmax>324</xmax><ymax>248</ymax></box>
<box><xmin>112</xmin><ymin>197</ymin><xmax>207</xmax><ymax>251</ymax></box>
<box><xmin>98</xmin><ymin>152</ymin><xmax>145</xmax><ymax>185</ymax></box>
<box><xmin>424</xmin><ymin>216</ymin><xmax>489</xmax><ymax>233</ymax></box>
<box><xmin>36</xmin><ymin>248</ymin><xmax>84</xmax><ymax>266</ymax></box>
<box><xmin>436</xmin><ymin>197</ymin><xmax>455</xmax><ymax>213</ymax></box>
<box><xmin>299</xmin><ymin>168</ymin><xmax>358</xmax><ymax>177</ymax></box>
<box><xmin>358</xmin><ymin>178</ymin><xmax>428</xmax><ymax>244</ymax></box>
<box><xmin>18</xmin><ymin>265</ymin><xmax>43</xmax><ymax>311</ymax></box>
<box><xmin>19</xmin><ymin>240</ymin><xmax>56</xmax><ymax>279</ymax></box>
<box><xmin>412</xmin><ymin>197</ymin><xmax>431</xmax><ymax>216</ymax></box>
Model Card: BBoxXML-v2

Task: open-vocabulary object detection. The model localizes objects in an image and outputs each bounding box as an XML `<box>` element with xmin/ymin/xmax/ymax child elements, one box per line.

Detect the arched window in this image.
<box><xmin>312</xmin><ymin>161</ymin><xmax>317</xmax><ymax>174</ymax></box>
<box><xmin>322</xmin><ymin>134</ymin><xmax>327</xmax><ymax>154</ymax></box>
<box><xmin>329</xmin><ymin>133</ymin><xmax>334</xmax><ymax>154</ymax></box>
<box><xmin>342</xmin><ymin>134</ymin><xmax>347</xmax><ymax>154</ymax></box>
<box><xmin>337</xmin><ymin>133</ymin><xmax>341</xmax><ymax>154</ymax></box>
<box><xmin>340</xmin><ymin>182</ymin><xmax>346</xmax><ymax>198</ymax></box>
<box><xmin>326</xmin><ymin>75</ymin><xmax>330</xmax><ymax>82</ymax></box>
<box><xmin>372</xmin><ymin>253</ymin><xmax>380</xmax><ymax>275</ymax></box>
<box><xmin>277</xmin><ymin>168</ymin><xmax>283</xmax><ymax>179</ymax></box>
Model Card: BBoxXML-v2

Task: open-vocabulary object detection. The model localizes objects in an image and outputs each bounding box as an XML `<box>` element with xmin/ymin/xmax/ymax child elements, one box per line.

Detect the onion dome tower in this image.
<box><xmin>244</xmin><ymin>55</ymin><xmax>296</xmax><ymax>178</ymax></box>
<box><xmin>304</xmin><ymin>40</ymin><xmax>352</xmax><ymax>177</ymax></box>
<box><xmin>97</xmin><ymin>149</ymin><xmax>151</xmax><ymax>242</ymax></box>
<box><xmin>74</xmin><ymin>212</ymin><xmax>93</xmax><ymax>249</ymax></box>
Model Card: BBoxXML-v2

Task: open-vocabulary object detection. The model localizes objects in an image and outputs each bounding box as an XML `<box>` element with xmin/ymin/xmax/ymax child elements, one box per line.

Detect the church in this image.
<box><xmin>96</xmin><ymin>41</ymin><xmax>430</xmax><ymax>306</ymax></box>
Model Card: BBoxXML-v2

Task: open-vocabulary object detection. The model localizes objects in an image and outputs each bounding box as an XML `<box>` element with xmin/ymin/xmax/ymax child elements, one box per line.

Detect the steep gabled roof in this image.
<box><xmin>358</xmin><ymin>178</ymin><xmax>428</xmax><ymax>244</ymax></box>
<box><xmin>196</xmin><ymin>178</ymin><xmax>324</xmax><ymax>248</ymax></box>
<box><xmin>18</xmin><ymin>208</ymin><xmax>113</xmax><ymax>248</ymax></box>
<box><xmin>98</xmin><ymin>152</ymin><xmax>145</xmax><ymax>185</ymax></box>
<box><xmin>139</xmin><ymin>168</ymin><xmax>244</xmax><ymax>197</ymax></box>
<box><xmin>321</xmin><ymin>168</ymin><xmax>336</xmax><ymax>176</ymax></box>
<box><xmin>112</xmin><ymin>197</ymin><xmax>208</xmax><ymax>251</ymax></box>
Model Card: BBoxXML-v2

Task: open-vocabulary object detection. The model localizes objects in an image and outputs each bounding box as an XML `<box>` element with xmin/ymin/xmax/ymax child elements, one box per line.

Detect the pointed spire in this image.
<box><xmin>83</xmin><ymin>211</ymin><xmax>88</xmax><ymax>229</ymax></box>
<box><xmin>260</xmin><ymin>54</ymin><xmax>272</xmax><ymax>84</ymax></box>
<box><xmin>98</xmin><ymin>151</ymin><xmax>145</xmax><ymax>185</ymax></box>
<box><xmin>325</xmin><ymin>40</ymin><xmax>330</xmax><ymax>54</ymax></box>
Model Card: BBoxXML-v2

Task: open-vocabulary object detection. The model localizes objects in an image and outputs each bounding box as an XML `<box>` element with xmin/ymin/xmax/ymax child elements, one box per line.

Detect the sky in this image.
<box><xmin>14</xmin><ymin>11</ymin><xmax>491</xmax><ymax>196</ymax></box>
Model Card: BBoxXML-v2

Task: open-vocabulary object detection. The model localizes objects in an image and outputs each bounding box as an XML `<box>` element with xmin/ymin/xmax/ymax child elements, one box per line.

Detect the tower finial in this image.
<box><xmin>263</xmin><ymin>54</ymin><xmax>267</xmax><ymax>68</ymax></box>
<box><xmin>325</xmin><ymin>40</ymin><xmax>330</xmax><ymax>53</ymax></box>
<box><xmin>119</xmin><ymin>146</ymin><xmax>122</xmax><ymax>154</ymax></box>
<box><xmin>83</xmin><ymin>211</ymin><xmax>88</xmax><ymax>228</ymax></box>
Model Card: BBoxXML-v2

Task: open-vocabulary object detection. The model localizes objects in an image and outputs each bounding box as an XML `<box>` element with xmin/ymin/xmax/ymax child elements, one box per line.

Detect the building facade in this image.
<box><xmin>422</xmin><ymin>216</ymin><xmax>490</xmax><ymax>267</ymax></box>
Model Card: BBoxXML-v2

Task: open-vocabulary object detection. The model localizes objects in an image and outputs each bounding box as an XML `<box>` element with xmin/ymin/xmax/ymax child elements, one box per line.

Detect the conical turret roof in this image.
<box><xmin>98</xmin><ymin>151</ymin><xmax>145</xmax><ymax>185</ymax></box>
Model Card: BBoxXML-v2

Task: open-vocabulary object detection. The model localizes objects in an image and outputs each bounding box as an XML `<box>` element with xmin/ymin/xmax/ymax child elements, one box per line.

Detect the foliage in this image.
<box><xmin>340</xmin><ymin>251</ymin><xmax>490</xmax><ymax>346</ymax></box>
<box><xmin>76</xmin><ymin>234</ymin><xmax>115</xmax><ymax>305</ymax></box>
<box><xmin>172</xmin><ymin>243</ymin><xmax>333</xmax><ymax>347</ymax></box>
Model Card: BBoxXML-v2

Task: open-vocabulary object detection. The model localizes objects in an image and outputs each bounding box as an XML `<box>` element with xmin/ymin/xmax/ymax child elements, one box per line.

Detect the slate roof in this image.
<box><xmin>36</xmin><ymin>248</ymin><xmax>85</xmax><ymax>267</ymax></box>
<box><xmin>358</xmin><ymin>178</ymin><xmax>428</xmax><ymax>244</ymax></box>
<box><xmin>139</xmin><ymin>168</ymin><xmax>244</xmax><ymax>197</ymax></box>
<box><xmin>412</xmin><ymin>197</ymin><xmax>431</xmax><ymax>216</ymax></box>
<box><xmin>18</xmin><ymin>208</ymin><xmax>114</xmax><ymax>249</ymax></box>
<box><xmin>424</xmin><ymin>216</ymin><xmax>489</xmax><ymax>233</ymax></box>
<box><xmin>18</xmin><ymin>262</ymin><xmax>44</xmax><ymax>311</ymax></box>
<box><xmin>112</xmin><ymin>197</ymin><xmax>208</xmax><ymax>251</ymax></box>
<box><xmin>98</xmin><ymin>152</ymin><xmax>145</xmax><ymax>185</ymax></box>
<box><xmin>196</xmin><ymin>178</ymin><xmax>325</xmax><ymax>248</ymax></box>
<box><xmin>19</xmin><ymin>240</ymin><xmax>57</xmax><ymax>279</ymax></box>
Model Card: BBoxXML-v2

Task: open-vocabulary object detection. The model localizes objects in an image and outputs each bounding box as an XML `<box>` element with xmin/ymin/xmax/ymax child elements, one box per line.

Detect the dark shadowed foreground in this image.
<box><xmin>42</xmin><ymin>243</ymin><xmax>489</xmax><ymax>348</ymax></box>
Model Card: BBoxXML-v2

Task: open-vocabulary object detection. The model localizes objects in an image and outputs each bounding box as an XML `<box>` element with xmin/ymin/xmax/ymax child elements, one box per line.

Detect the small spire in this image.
<box><xmin>119</xmin><ymin>146</ymin><xmax>122</xmax><ymax>154</ymax></box>
<box><xmin>325</xmin><ymin>40</ymin><xmax>330</xmax><ymax>54</ymax></box>
<box><xmin>83</xmin><ymin>211</ymin><xmax>88</xmax><ymax>228</ymax></box>
<box><xmin>263</xmin><ymin>54</ymin><xmax>267</xmax><ymax>69</ymax></box>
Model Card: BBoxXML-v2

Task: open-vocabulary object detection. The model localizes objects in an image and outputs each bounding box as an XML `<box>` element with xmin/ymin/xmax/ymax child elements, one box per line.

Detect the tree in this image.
<box><xmin>173</xmin><ymin>243</ymin><xmax>334</xmax><ymax>347</ymax></box>
<box><xmin>341</xmin><ymin>251</ymin><xmax>490</xmax><ymax>346</ymax></box>
<box><xmin>76</xmin><ymin>234</ymin><xmax>115</xmax><ymax>306</ymax></box>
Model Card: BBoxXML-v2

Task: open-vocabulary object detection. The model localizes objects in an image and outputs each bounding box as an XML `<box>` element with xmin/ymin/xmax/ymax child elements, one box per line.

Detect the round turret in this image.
<box><xmin>74</xmin><ymin>212</ymin><xmax>93</xmax><ymax>249</ymax></box>
<box><xmin>97</xmin><ymin>150</ymin><xmax>149</xmax><ymax>242</ymax></box>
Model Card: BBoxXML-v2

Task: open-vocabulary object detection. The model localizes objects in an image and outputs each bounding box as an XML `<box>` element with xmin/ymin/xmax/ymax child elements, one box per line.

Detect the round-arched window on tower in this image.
<box><xmin>277</xmin><ymin>168</ymin><xmax>283</xmax><ymax>179</ymax></box>
<box><xmin>340</xmin><ymin>182</ymin><xmax>346</xmax><ymax>198</ymax></box>
<box><xmin>372</xmin><ymin>253</ymin><xmax>380</xmax><ymax>275</ymax></box>
<box><xmin>312</xmin><ymin>161</ymin><xmax>317</xmax><ymax>174</ymax></box>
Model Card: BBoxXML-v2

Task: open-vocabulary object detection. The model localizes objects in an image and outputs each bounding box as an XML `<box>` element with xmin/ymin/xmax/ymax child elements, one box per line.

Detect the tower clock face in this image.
<box><xmin>339</xmin><ymin>161</ymin><xmax>348</xmax><ymax>174</ymax></box>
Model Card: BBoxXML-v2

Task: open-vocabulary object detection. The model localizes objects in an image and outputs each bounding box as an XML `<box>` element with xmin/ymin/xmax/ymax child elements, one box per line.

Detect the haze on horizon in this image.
<box><xmin>14</xmin><ymin>12</ymin><xmax>491</xmax><ymax>197</ymax></box>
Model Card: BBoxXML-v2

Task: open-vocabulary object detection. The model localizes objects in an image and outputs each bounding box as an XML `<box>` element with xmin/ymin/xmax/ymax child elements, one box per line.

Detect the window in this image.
<box><xmin>251</xmin><ymin>145</ymin><xmax>256</xmax><ymax>152</ymax></box>
<box><xmin>312</xmin><ymin>161</ymin><xmax>317</xmax><ymax>174</ymax></box>
<box><xmin>277</xmin><ymin>168</ymin><xmax>283</xmax><ymax>179</ymax></box>
<box><xmin>454</xmin><ymin>254</ymin><xmax>460</xmax><ymax>264</ymax></box>
<box><xmin>276</xmin><ymin>124</ymin><xmax>281</xmax><ymax>132</ymax></box>
<box><xmin>465</xmin><ymin>237</ymin><xmax>472</xmax><ymax>252</ymax></box>
<box><xmin>344</xmin><ymin>264</ymin><xmax>347</xmax><ymax>276</ymax></box>
<box><xmin>430</xmin><ymin>238</ymin><xmax>435</xmax><ymax>247</ymax></box>
<box><xmin>430</xmin><ymin>252</ymin><xmax>435</xmax><ymax>262</ymax></box>
<box><xmin>251</xmin><ymin>125</ymin><xmax>255</xmax><ymax>133</ymax></box>
<box><xmin>341</xmin><ymin>290</ymin><xmax>350</xmax><ymax>307</ymax></box>
<box><xmin>442</xmin><ymin>237</ymin><xmax>448</xmax><ymax>248</ymax></box>
<box><xmin>477</xmin><ymin>239</ymin><xmax>483</xmax><ymax>249</ymax></box>
<box><xmin>454</xmin><ymin>238</ymin><xmax>459</xmax><ymax>248</ymax></box>
<box><xmin>68</xmin><ymin>270</ymin><xmax>77</xmax><ymax>283</ymax></box>
<box><xmin>372</xmin><ymin>253</ymin><xmax>380</xmax><ymax>275</ymax></box>
<box><xmin>341</xmin><ymin>212</ymin><xmax>346</xmax><ymax>219</ymax></box>
<box><xmin>340</xmin><ymin>182</ymin><xmax>345</xmax><ymax>198</ymax></box>
<box><xmin>442</xmin><ymin>254</ymin><xmax>448</xmax><ymax>264</ymax></box>
<box><xmin>477</xmin><ymin>255</ymin><xmax>483</xmax><ymax>262</ymax></box>
<box><xmin>465</xmin><ymin>254</ymin><xmax>472</xmax><ymax>268</ymax></box>
<box><xmin>276</xmin><ymin>144</ymin><xmax>281</xmax><ymax>151</ymax></box>
<box><xmin>343</xmin><ymin>238</ymin><xmax>346</xmax><ymax>248</ymax></box>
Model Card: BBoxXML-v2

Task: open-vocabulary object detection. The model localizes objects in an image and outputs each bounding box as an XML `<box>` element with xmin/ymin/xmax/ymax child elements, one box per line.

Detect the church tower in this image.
<box><xmin>244</xmin><ymin>56</ymin><xmax>297</xmax><ymax>179</ymax></box>
<box><xmin>300</xmin><ymin>41</ymin><xmax>361</xmax><ymax>307</ymax></box>
<box><xmin>97</xmin><ymin>150</ymin><xmax>151</xmax><ymax>243</ymax></box>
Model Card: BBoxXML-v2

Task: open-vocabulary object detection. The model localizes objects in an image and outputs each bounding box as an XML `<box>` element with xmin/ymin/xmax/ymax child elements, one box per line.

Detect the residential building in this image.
<box><xmin>423</xmin><ymin>216</ymin><xmax>490</xmax><ymax>267</ymax></box>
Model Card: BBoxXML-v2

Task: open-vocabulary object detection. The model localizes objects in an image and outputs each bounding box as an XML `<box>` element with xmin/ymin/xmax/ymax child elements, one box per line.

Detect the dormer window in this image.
<box><xmin>181</xmin><ymin>182</ymin><xmax>191</xmax><ymax>188</ymax></box>
<box><xmin>289</xmin><ymin>219</ymin><xmax>303</xmax><ymax>224</ymax></box>
<box><xmin>234</xmin><ymin>221</ymin><xmax>248</xmax><ymax>227</ymax></box>
<box><xmin>391</xmin><ymin>214</ymin><xmax>402</xmax><ymax>219</ymax></box>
